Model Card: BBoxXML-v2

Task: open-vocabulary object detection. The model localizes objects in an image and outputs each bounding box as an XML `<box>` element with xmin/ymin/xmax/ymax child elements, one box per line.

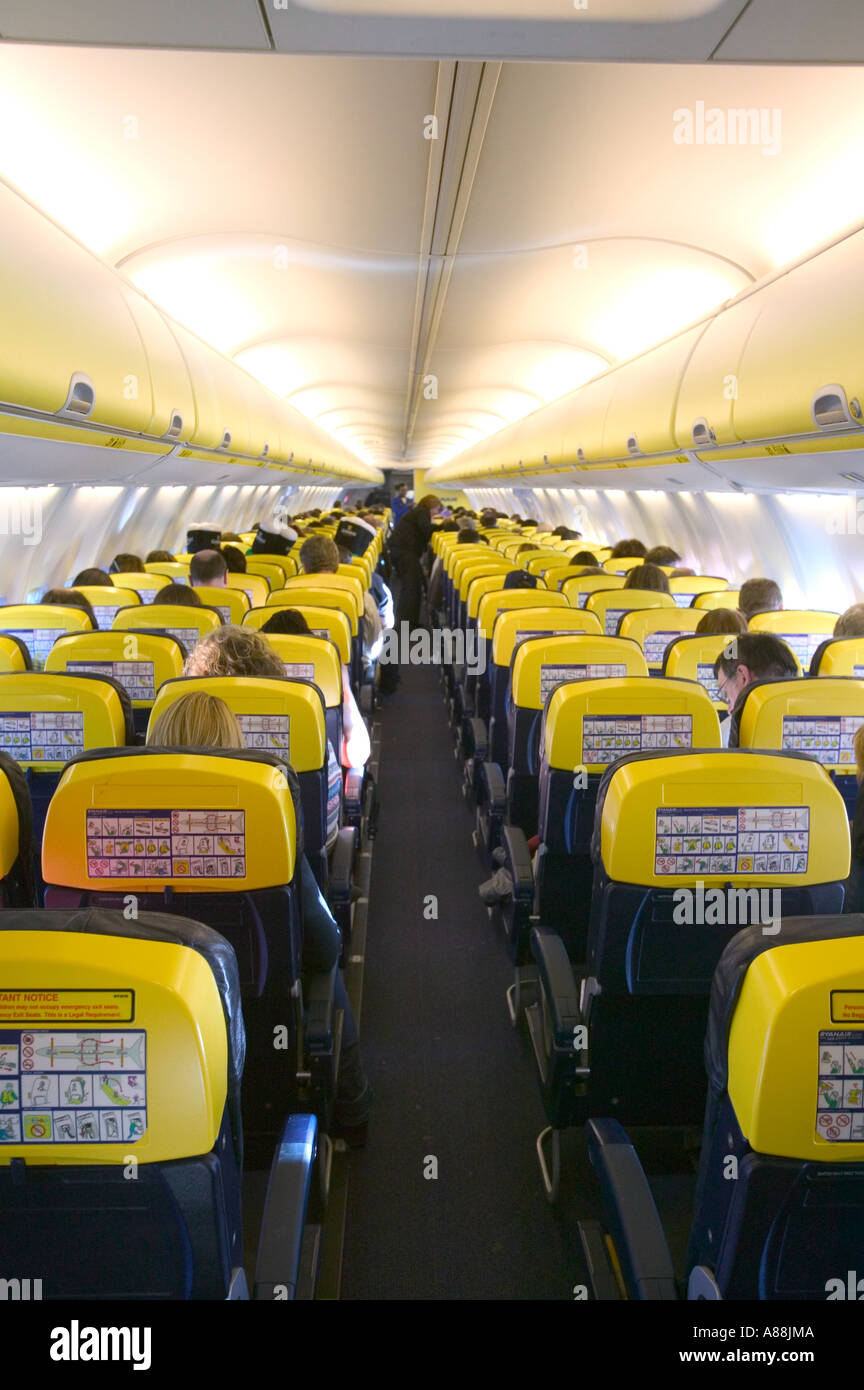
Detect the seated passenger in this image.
<box><xmin>739</xmin><ymin>576</ymin><xmax>783</xmax><ymax>621</ymax></box>
<box><xmin>42</xmin><ymin>587</ymin><xmax>97</xmax><ymax>629</ymax></box>
<box><xmin>844</xmin><ymin>724</ymin><xmax>864</xmax><ymax>914</ymax></box>
<box><xmin>502</xmin><ymin>570</ymin><xmax>538</xmax><ymax>591</ymax></box>
<box><xmin>622</xmin><ymin>563</ymin><xmax>670</xmax><ymax>593</ymax></box>
<box><xmin>72</xmin><ymin>567</ymin><xmax>112</xmax><ymax>586</ymax></box>
<box><xmin>259</xmin><ymin>609</ymin><xmax>371</xmax><ymax>771</ymax></box>
<box><xmin>221</xmin><ymin>545</ymin><xmax>247</xmax><ymax>574</ymax></box>
<box><xmin>644</xmin><ymin>545</ymin><xmax>681</xmax><ymax>566</ymax></box>
<box><xmin>516</xmin><ymin>543</ymin><xmax>539</xmax><ymax>556</ymax></box>
<box><xmin>835</xmin><ymin>604</ymin><xmax>864</xmax><ymax>637</ymax></box>
<box><xmin>156</xmin><ymin>582</ymin><xmax>202</xmax><ymax>607</ymax></box>
<box><xmin>299</xmin><ymin>534</ymin><xmax>383</xmax><ymax>665</ymax></box>
<box><xmin>610</xmin><ymin>538</ymin><xmax>647</xmax><ymax>559</ymax></box>
<box><xmin>695</xmin><ymin>608</ymin><xmax>747</xmax><ymax>636</ymax></box>
<box><xmin>190</xmin><ymin>548</ymin><xmax>228</xmax><ymax>589</ymax></box>
<box><xmin>111</xmin><ymin>552</ymin><xmax>144</xmax><ymax>574</ymax></box>
<box><xmin>713</xmin><ymin>631</ymin><xmax>799</xmax><ymax>746</ymax></box>
<box><xmin>145</xmin><ymin>549</ymin><xmax>175</xmax><ymax>563</ymax></box>
<box><xmin>570</xmin><ymin>550</ymin><xmax>600</xmax><ymax>567</ymax></box>
<box><xmin>148</xmin><ymin>690</ymin><xmax>371</xmax><ymax>1143</ymax></box>
<box><xmin>551</xmin><ymin>526</ymin><xmax>583</xmax><ymax>541</ymax></box>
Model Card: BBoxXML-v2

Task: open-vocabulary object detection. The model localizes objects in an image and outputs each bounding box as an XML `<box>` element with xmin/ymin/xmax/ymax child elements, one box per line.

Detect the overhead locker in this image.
<box><xmin>167</xmin><ymin>323</ymin><xmax>252</xmax><ymax>459</ymax></box>
<box><xmin>601</xmin><ymin>325</ymin><xmax>706</xmax><ymax>463</ymax></box>
<box><xmin>674</xmin><ymin>295</ymin><xmax>762</xmax><ymax>453</ymax></box>
<box><xmin>119</xmin><ymin>287</ymin><xmax>196</xmax><ymax>444</ymax></box>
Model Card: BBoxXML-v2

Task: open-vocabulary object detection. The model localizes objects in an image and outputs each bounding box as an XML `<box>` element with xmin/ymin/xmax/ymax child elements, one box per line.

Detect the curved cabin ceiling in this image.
<box><xmin>1</xmin><ymin>45</ymin><xmax>864</xmax><ymax>473</ymax></box>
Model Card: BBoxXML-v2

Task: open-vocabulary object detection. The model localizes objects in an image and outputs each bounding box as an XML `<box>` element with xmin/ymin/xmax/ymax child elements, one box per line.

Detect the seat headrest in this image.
<box><xmin>542</xmin><ymin>674</ymin><xmax>717</xmax><ymax>768</ymax></box>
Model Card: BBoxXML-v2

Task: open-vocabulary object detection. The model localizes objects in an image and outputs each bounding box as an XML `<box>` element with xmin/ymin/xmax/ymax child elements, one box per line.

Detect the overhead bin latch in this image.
<box><xmin>219</xmin><ymin>430</ymin><xmax>232</xmax><ymax>450</ymax></box>
<box><xmin>812</xmin><ymin>385</ymin><xmax>863</xmax><ymax>431</ymax></box>
<box><xmin>626</xmin><ymin>433</ymin><xmax>642</xmax><ymax>458</ymax></box>
<box><xmin>57</xmin><ymin>372</ymin><xmax>95</xmax><ymax>419</ymax></box>
<box><xmin>576</xmin><ymin>448</ymin><xmax>587</xmax><ymax>465</ymax></box>
<box><xmin>691</xmin><ymin>418</ymin><xmax>716</xmax><ymax>448</ymax></box>
<box><xmin>164</xmin><ymin>410</ymin><xmax>184</xmax><ymax>440</ymax></box>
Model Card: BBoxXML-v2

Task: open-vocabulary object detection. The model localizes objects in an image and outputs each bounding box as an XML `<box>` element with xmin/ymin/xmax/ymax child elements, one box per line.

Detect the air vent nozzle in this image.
<box><xmin>626</xmin><ymin>433</ymin><xmax>642</xmax><ymax>457</ymax></box>
<box><xmin>691</xmin><ymin>418</ymin><xmax>716</xmax><ymax>448</ymax></box>
<box><xmin>58</xmin><ymin>372</ymin><xmax>95</xmax><ymax>419</ymax></box>
<box><xmin>576</xmin><ymin>448</ymin><xmax>587</xmax><ymax>465</ymax></box>
<box><xmin>220</xmin><ymin>431</ymin><xmax>232</xmax><ymax>450</ymax></box>
<box><xmin>812</xmin><ymin>385</ymin><xmax>862</xmax><ymax>430</ymax></box>
<box><xmin>165</xmin><ymin>410</ymin><xmax>183</xmax><ymax>439</ymax></box>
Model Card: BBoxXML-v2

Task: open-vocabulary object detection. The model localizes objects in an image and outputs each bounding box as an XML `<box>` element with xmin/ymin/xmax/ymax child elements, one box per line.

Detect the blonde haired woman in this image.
<box><xmin>147</xmin><ymin>690</ymin><xmax>372</xmax><ymax>1144</ymax></box>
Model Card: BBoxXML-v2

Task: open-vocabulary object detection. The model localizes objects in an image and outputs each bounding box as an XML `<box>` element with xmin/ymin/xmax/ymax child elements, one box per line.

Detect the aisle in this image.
<box><xmin>340</xmin><ymin>661</ymin><xmax>592</xmax><ymax>1300</ymax></box>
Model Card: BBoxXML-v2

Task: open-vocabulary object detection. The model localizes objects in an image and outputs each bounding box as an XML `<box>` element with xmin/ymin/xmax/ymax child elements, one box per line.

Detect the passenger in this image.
<box><xmin>147</xmin><ymin>689</ymin><xmax>372</xmax><ymax>1144</ymax></box>
<box><xmin>669</xmin><ymin>567</ymin><xmax>696</xmax><ymax>578</ymax></box>
<box><xmin>111</xmin><ymin>552</ymin><xmax>144</xmax><ymax>573</ymax></box>
<box><xmin>145</xmin><ymin>549</ymin><xmax>175</xmax><ymax>563</ymax></box>
<box><xmin>835</xmin><ymin>604</ymin><xmax>864</xmax><ymax>637</ymax></box>
<box><xmin>551</xmin><ymin>526</ymin><xmax>583</xmax><ymax>540</ymax></box>
<box><xmin>739</xmin><ymin>577</ymin><xmax>783</xmax><ymax>621</ymax></box>
<box><xmin>502</xmin><ymin>570</ymin><xmax>538</xmax><ymax>590</ymax></box>
<box><xmin>623</xmin><ymin>563</ymin><xmax>670</xmax><ymax>593</ymax></box>
<box><xmin>156</xmin><ymin>582</ymin><xmax>202</xmax><ymax>607</ymax></box>
<box><xmin>695</xmin><ymin>608</ymin><xmax>747</xmax><ymax>636</ymax></box>
<box><xmin>516</xmin><ymin>543</ymin><xmax>538</xmax><ymax>555</ymax></box>
<box><xmin>189</xmin><ymin>549</ymin><xmax>228</xmax><ymax>588</ymax></box>
<box><xmin>609</xmin><ymin>539</ymin><xmax>647</xmax><ymax>559</ymax></box>
<box><xmin>221</xmin><ymin>545</ymin><xmax>248</xmax><ymax>574</ymax></box>
<box><xmin>844</xmin><ymin>724</ymin><xmax>864</xmax><ymax>914</ymax></box>
<box><xmin>259</xmin><ymin>609</ymin><xmax>371</xmax><ymax>770</ymax></box>
<box><xmin>298</xmin><ymin>534</ymin><xmax>383</xmax><ymax>666</ymax></box>
<box><xmin>41</xmin><ymin>587</ymin><xmax>96</xmax><ymax>628</ymax></box>
<box><xmin>713</xmin><ymin>632</ymin><xmax>799</xmax><ymax>746</ymax></box>
<box><xmin>570</xmin><ymin>551</ymin><xmax>599</xmax><ymax>567</ymax></box>
<box><xmin>644</xmin><ymin>545</ymin><xmax>681</xmax><ymax>566</ymax></box>
<box><xmin>385</xmin><ymin>495</ymin><xmax>441</xmax><ymax>692</ymax></box>
<box><xmin>72</xmin><ymin>567</ymin><xmax>112</xmax><ymax>586</ymax></box>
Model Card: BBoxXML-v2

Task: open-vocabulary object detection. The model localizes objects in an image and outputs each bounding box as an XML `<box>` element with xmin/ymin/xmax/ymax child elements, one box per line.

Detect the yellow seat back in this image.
<box><xmin>250</xmin><ymin>553</ymin><xmax>297</xmax><ymax>584</ymax></box>
<box><xmin>660</xmin><ymin>632</ymin><xmax>800</xmax><ymax>710</ymax></box>
<box><xmin>0</xmin><ymin>635</ymin><xmax>32</xmax><ymax>673</ymax></box>
<box><xmin>245</xmin><ymin>559</ymin><xmax>288</xmax><ymax>588</ymax></box>
<box><xmin>191</xmin><ymin>586</ymin><xmax>249</xmax><ymax>626</ymax></box>
<box><xmin>512</xmin><ymin>636</ymin><xmax>648</xmax><ymax>712</ymax></box>
<box><xmin>144</xmin><ymin>561</ymin><xmax>189</xmax><ymax>580</ymax></box>
<box><xmin>586</xmin><ymin>588</ymin><xmax>676</xmax><ymax>637</ymax></box>
<box><xmin>0</xmin><ymin>672</ymin><xmax>128</xmax><ymax>770</ymax></box>
<box><xmin>267</xmin><ymin>585</ymin><xmax>359</xmax><ymax>635</ymax></box>
<box><xmin>693</xmin><ymin>589</ymin><xmax>742</xmax><ymax>611</ymax></box>
<box><xmin>602</xmin><ymin>556</ymin><xmax>645</xmax><ymax>575</ymax></box>
<box><xmin>466</xmin><ymin>570</ymin><xmax>521</xmax><ymax>620</ymax></box>
<box><xmin>244</xmin><ymin>605</ymin><xmax>352</xmax><ymax>665</ymax></box>
<box><xmin>226</xmin><ymin>571</ymin><xmax>270</xmax><ymax>608</ymax></box>
<box><xmin>148</xmin><ymin>676</ymin><xmax>325</xmax><ymax>771</ymax></box>
<box><xmin>111</xmin><ymin>603</ymin><xmax>221</xmax><ymax>658</ymax></box>
<box><xmin>45</xmin><ymin>631</ymin><xmax>185</xmax><ymax>709</ymax></box>
<box><xmin>543</xmin><ymin>675</ymin><xmax>720</xmax><ymax>770</ymax></box>
<box><xmin>491</xmin><ymin>607</ymin><xmax>603</xmax><ymax>671</ymax></box>
<box><xmin>814</xmin><ymin>638</ymin><xmax>864</xmax><ymax>679</ymax></box>
<box><xmin>667</xmin><ymin>575</ymin><xmax>729</xmax><ymax>608</ymax></box>
<box><xmin>257</xmin><ymin>634</ymin><xmax>342</xmax><ymax>707</ymax></box>
<box><xmin>111</xmin><ymin>572</ymin><xmax>171</xmax><ymax>603</ymax></box>
<box><xmin>476</xmin><ymin>589</ymin><xmax>568</xmax><ymax>642</ymax></box>
<box><xmin>563</xmin><ymin>574</ymin><xmax>626</xmax><ymax>609</ymax></box>
<box><xmin>618</xmin><ymin>607</ymin><xmax>705</xmax><ymax>670</ymax></box>
<box><xmin>524</xmin><ymin>552</ymin><xmax>566</xmax><ymax>577</ymax></box>
<box><xmin>737</xmin><ymin>677</ymin><xmax>864</xmax><ymax>774</ymax></box>
<box><xmin>72</xmin><ymin>587</ymin><xmax>140</xmax><ymax>630</ymax></box>
<box><xmin>277</xmin><ymin>572</ymin><xmax>364</xmax><ymax>618</ymax></box>
<box><xmin>748</xmin><ymin>611</ymin><xmax>841</xmax><ymax>671</ymax></box>
<box><xmin>0</xmin><ymin>606</ymin><xmax>92</xmax><ymax>671</ymax></box>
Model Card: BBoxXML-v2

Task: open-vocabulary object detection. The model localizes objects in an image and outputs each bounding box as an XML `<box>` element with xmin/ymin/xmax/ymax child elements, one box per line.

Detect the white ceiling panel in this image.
<box><xmin>715</xmin><ymin>0</ymin><xmax>864</xmax><ymax>61</ymax></box>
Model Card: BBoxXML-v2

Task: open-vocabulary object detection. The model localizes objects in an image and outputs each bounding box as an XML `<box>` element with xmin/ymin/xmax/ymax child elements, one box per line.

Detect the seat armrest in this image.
<box><xmin>328</xmin><ymin>828</ymin><xmax>355</xmax><ymax>903</ymax></box>
<box><xmin>465</xmin><ymin>717</ymin><xmax>488</xmax><ymax>762</ymax></box>
<box><xmin>479</xmin><ymin>761</ymin><xmax>506</xmax><ymax>813</ymax></box>
<box><xmin>501</xmin><ymin>824</ymin><xmax>534</xmax><ymax>899</ymax></box>
<box><xmin>253</xmin><ymin>1114</ymin><xmax>318</xmax><ymax>1301</ymax></box>
<box><xmin>305</xmin><ymin>963</ymin><xmax>337</xmax><ymax>1047</ymax></box>
<box><xmin>343</xmin><ymin>768</ymin><xmax>363</xmax><ymax>819</ymax></box>
<box><xmin>586</xmin><ymin>1117</ymin><xmax>678</xmax><ymax>1301</ymax></box>
<box><xmin>530</xmin><ymin>926</ymin><xmax>581</xmax><ymax>1042</ymax></box>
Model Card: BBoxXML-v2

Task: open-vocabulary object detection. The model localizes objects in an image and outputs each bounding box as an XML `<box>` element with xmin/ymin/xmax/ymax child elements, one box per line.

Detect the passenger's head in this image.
<box><xmin>695</xmin><ymin>608</ymin><xmax>747</xmax><ymax>636</ymax></box>
<box><xmin>299</xmin><ymin>535</ymin><xmax>340</xmax><ymax>574</ymax></box>
<box><xmin>72</xmin><ymin>568</ymin><xmax>112</xmax><ymax>587</ymax></box>
<box><xmin>221</xmin><ymin>545</ymin><xmax>247</xmax><ymax>574</ymax></box>
<box><xmin>183</xmin><ymin>624</ymin><xmax>284</xmax><ymax>679</ymax></box>
<box><xmin>516</xmin><ymin>543</ymin><xmax>538</xmax><ymax>555</ymax></box>
<box><xmin>42</xmin><ymin>589</ymin><xmax>96</xmax><ymax>628</ymax></box>
<box><xmin>855</xmin><ymin>724</ymin><xmax>864</xmax><ymax>783</ymax></box>
<box><xmin>502</xmin><ymin>570</ymin><xmax>538</xmax><ymax>591</ymax></box>
<box><xmin>146</xmin><ymin>550</ymin><xmax>175</xmax><ymax>564</ymax></box>
<box><xmin>551</xmin><ymin>526</ymin><xmax>582</xmax><ymax>540</ymax></box>
<box><xmin>610</xmin><ymin>539</ymin><xmax>647</xmax><ymax>559</ymax></box>
<box><xmin>148</xmin><ymin>691</ymin><xmax>244</xmax><ymax>750</ymax></box>
<box><xmin>623</xmin><ymin>563</ymin><xmax>670</xmax><ymax>593</ymax></box>
<box><xmin>570</xmin><ymin>551</ymin><xmax>599</xmax><ymax>567</ymax></box>
<box><xmin>260</xmin><ymin>609</ymin><xmax>311</xmax><ymax>636</ymax></box>
<box><xmin>157</xmin><ymin>582</ymin><xmax>202</xmax><ymax>607</ymax></box>
<box><xmin>111</xmin><ymin>553</ymin><xmax>144</xmax><ymax>574</ymax></box>
<box><xmin>669</xmin><ymin>567</ymin><xmax>696</xmax><ymax>578</ymax></box>
<box><xmin>190</xmin><ymin>549</ymin><xmax>228</xmax><ymax>588</ymax></box>
<box><xmin>713</xmin><ymin>632</ymin><xmax>798</xmax><ymax>713</ymax></box>
<box><xmin>644</xmin><ymin>545</ymin><xmax>681</xmax><ymax>566</ymax></box>
<box><xmin>438</xmin><ymin>520</ymin><xmax>460</xmax><ymax>534</ymax></box>
<box><xmin>457</xmin><ymin>529</ymin><xmax>481</xmax><ymax>544</ymax></box>
<box><xmin>739</xmin><ymin>577</ymin><xmax>783</xmax><ymax>621</ymax></box>
<box><xmin>417</xmin><ymin>494</ymin><xmax>442</xmax><ymax>515</ymax></box>
<box><xmin>479</xmin><ymin>509</ymin><xmax>498</xmax><ymax>529</ymax></box>
<box><xmin>834</xmin><ymin>604</ymin><xmax>864</xmax><ymax>638</ymax></box>
<box><xmin>568</xmin><ymin>566</ymin><xmax>604</xmax><ymax>577</ymax></box>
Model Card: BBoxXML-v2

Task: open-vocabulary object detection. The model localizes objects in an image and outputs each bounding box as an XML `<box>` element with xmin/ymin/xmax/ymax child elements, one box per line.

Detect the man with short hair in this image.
<box><xmin>189</xmin><ymin>549</ymin><xmax>228</xmax><ymax>588</ymax></box>
<box><xmin>713</xmin><ymin>632</ymin><xmax>799</xmax><ymax>746</ymax></box>
<box><xmin>299</xmin><ymin>535</ymin><xmax>383</xmax><ymax>663</ymax></box>
<box><xmin>739</xmin><ymin>577</ymin><xmax>783</xmax><ymax>622</ymax></box>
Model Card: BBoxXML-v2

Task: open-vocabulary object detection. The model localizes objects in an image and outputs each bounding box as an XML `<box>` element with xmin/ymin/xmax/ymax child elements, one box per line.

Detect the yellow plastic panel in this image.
<box><xmin>586</xmin><ymin>588</ymin><xmax>676</xmax><ymax>637</ymax></box>
<box><xmin>491</xmin><ymin>607</ymin><xmax>602</xmax><ymax>669</ymax></box>
<box><xmin>46</xmin><ymin>631</ymin><xmax>184</xmax><ymax>707</ymax></box>
<box><xmin>112</xmin><ymin>573</ymin><xmax>171</xmax><ymax>602</ymax></box>
<box><xmin>543</xmin><ymin>565</ymin><xmax>596</xmax><ymax>592</ymax></box>
<box><xmin>119</xmin><ymin>286</ymin><xmax>197</xmax><ymax>442</ymax></box>
<box><xmin>514</xmin><ymin>637</ymin><xmax>648</xmax><ymax>714</ymax></box>
<box><xmin>148</xmin><ymin>676</ymin><xmax>325</xmax><ymax>772</ymax></box>
<box><xmin>748</xmin><ymin>610</ymin><xmax>840</xmax><ymax>671</ymax></box>
<box><xmin>0</xmin><ymin>635</ymin><xmax>31</xmax><ymax>673</ymax></box>
<box><xmin>227</xmin><ymin>572</ymin><xmax>270</xmax><ymax>608</ymax></box>
<box><xmin>668</xmin><ymin>576</ymin><xmax>728</xmax><ymax>609</ymax></box>
<box><xmin>0</xmin><ymin>931</ymin><xmax>227</xmax><ymax>1165</ymax></box>
<box><xmin>734</xmin><ymin>233</ymin><xmax>864</xmax><ymax>447</ymax></box>
<box><xmin>543</xmin><ymin>673</ymin><xmax>717</xmax><ymax>768</ymax></box>
<box><xmin>267</xmin><ymin>586</ymin><xmax>358</xmax><ymax>635</ymax></box>
<box><xmin>599</xmin><ymin>751</ymin><xmax>849</xmax><ymax>887</ymax></box>
<box><xmin>563</xmin><ymin>574</ymin><xmax>627</xmax><ymax>609</ymax></box>
<box><xmin>661</xmin><ymin>632</ymin><xmax>763</xmax><ymax>708</ymax></box>
<box><xmin>524</xmin><ymin>552</ymin><xmax>565</xmax><ymax>576</ymax></box>
<box><xmin>73</xmin><ymin>587</ymin><xmax>140</xmax><ymax>630</ymax></box>
<box><xmin>560</xmin><ymin>372</ymin><xmax>617</xmax><ymax>467</ymax></box>
<box><xmin>111</xmin><ymin>604</ymin><xmax>221</xmax><ymax>658</ymax></box>
<box><xmin>477</xmin><ymin>589</ymin><xmax>568</xmax><ymax>641</ymax></box>
<box><xmin>43</xmin><ymin>751</ymin><xmax>297</xmax><ymax>891</ymax></box>
<box><xmin>244</xmin><ymin>605</ymin><xmax>351</xmax><ymax>665</ymax></box>
<box><xmin>0</xmin><ymin>607</ymin><xmax>92</xmax><ymax>671</ymax></box>
<box><xmin>601</xmin><ymin>325</ymin><xmax>706</xmax><ymax>461</ymax></box>
<box><xmin>728</xmin><ymin>936</ymin><xmax>864</xmax><ymax>1161</ymax></box>
<box><xmin>693</xmin><ymin>589</ymin><xmax>741</xmax><ymax>611</ymax></box>
<box><xmin>0</xmin><ymin>769</ymin><xmax>19</xmax><ymax>876</ymax></box>
<box><xmin>466</xmin><ymin>572</ymin><xmax>521</xmax><ymax>620</ymax></box>
<box><xmin>144</xmin><ymin>562</ymin><xmax>189</xmax><ymax>580</ymax></box>
<box><xmin>618</xmin><ymin>607</ymin><xmax>705</xmax><ymax>669</ymax></box>
<box><xmin>602</xmin><ymin>556</ymin><xmax>644</xmax><ymax>575</ymax></box>
<box><xmin>816</xmin><ymin>639</ymin><xmax>864</xmax><ymax>679</ymax></box>
<box><xmin>0</xmin><ymin>672</ymin><xmax>126</xmax><ymax>770</ymax></box>
<box><xmin>257</xmin><ymin>634</ymin><xmax>342</xmax><ymax>707</ymax></box>
<box><xmin>457</xmin><ymin>561</ymin><xmax>513</xmax><ymax>603</ymax></box>
<box><xmin>167</xmin><ymin>322</ymin><xmax>251</xmax><ymax>456</ymax></box>
<box><xmin>674</xmin><ymin>295</ymin><xmax>763</xmax><ymax>449</ymax></box>
<box><xmin>250</xmin><ymin>555</ymin><xmax>295</xmax><ymax>585</ymax></box>
<box><xmin>192</xmin><ymin>586</ymin><xmax>249</xmax><ymax>626</ymax></box>
<box><xmin>737</xmin><ymin>677</ymin><xmax>864</xmax><ymax>772</ymax></box>
<box><xmin>245</xmin><ymin>560</ymin><xmax>286</xmax><ymax>589</ymax></box>
<box><xmin>277</xmin><ymin>572</ymin><xmax>364</xmax><ymax>616</ymax></box>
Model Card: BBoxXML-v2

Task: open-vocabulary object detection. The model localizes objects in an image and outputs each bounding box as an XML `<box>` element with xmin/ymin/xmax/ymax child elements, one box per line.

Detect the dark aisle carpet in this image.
<box><xmin>340</xmin><ymin>661</ymin><xmax>598</xmax><ymax>1300</ymax></box>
